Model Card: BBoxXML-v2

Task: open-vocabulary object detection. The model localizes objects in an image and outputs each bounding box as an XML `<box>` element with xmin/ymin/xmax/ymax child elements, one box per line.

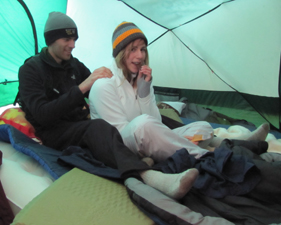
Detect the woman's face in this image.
<box><xmin>124</xmin><ymin>38</ymin><xmax>147</xmax><ymax>74</ymax></box>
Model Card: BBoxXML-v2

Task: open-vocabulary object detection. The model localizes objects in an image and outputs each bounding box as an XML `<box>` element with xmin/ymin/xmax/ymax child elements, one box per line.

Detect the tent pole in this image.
<box><xmin>17</xmin><ymin>0</ymin><xmax>38</xmax><ymax>55</ymax></box>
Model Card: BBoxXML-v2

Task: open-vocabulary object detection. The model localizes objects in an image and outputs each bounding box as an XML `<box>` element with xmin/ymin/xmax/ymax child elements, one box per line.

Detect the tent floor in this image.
<box><xmin>197</xmin><ymin>104</ymin><xmax>268</xmax><ymax>128</ymax></box>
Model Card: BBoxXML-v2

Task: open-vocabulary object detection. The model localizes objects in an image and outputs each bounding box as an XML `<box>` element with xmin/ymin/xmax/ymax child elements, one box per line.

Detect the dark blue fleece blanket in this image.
<box><xmin>0</xmin><ymin>124</ymin><xmax>69</xmax><ymax>179</ymax></box>
<box><xmin>0</xmin><ymin>124</ymin><xmax>121</xmax><ymax>180</ymax></box>
<box><xmin>2</xmin><ymin>123</ymin><xmax>281</xmax><ymax>225</ymax></box>
<box><xmin>0</xmin><ymin>123</ymin><xmax>266</xmax><ymax>198</ymax></box>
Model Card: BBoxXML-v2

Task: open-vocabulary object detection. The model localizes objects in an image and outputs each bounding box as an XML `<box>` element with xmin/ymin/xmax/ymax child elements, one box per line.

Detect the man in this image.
<box><xmin>17</xmin><ymin>12</ymin><xmax>199</xmax><ymax>199</ymax></box>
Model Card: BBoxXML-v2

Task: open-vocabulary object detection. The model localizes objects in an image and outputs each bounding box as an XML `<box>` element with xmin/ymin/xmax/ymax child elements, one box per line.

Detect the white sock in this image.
<box><xmin>140</xmin><ymin>168</ymin><xmax>199</xmax><ymax>199</ymax></box>
<box><xmin>246</xmin><ymin>123</ymin><xmax>269</xmax><ymax>141</ymax></box>
<box><xmin>209</xmin><ymin>123</ymin><xmax>270</xmax><ymax>147</ymax></box>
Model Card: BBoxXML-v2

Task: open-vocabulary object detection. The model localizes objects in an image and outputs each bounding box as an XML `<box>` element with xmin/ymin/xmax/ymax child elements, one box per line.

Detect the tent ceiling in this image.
<box><xmin>122</xmin><ymin>0</ymin><xmax>232</xmax><ymax>29</ymax></box>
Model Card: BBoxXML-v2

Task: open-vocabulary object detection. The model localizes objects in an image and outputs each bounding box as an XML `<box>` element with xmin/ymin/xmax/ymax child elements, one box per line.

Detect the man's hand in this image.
<box><xmin>79</xmin><ymin>67</ymin><xmax>112</xmax><ymax>94</ymax></box>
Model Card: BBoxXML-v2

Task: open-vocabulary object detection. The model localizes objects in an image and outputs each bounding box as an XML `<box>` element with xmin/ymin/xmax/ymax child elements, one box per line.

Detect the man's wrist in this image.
<box><xmin>79</xmin><ymin>83</ymin><xmax>88</xmax><ymax>94</ymax></box>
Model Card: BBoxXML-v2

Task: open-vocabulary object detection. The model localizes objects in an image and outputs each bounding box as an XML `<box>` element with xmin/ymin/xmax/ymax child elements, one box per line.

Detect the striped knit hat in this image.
<box><xmin>44</xmin><ymin>12</ymin><xmax>78</xmax><ymax>46</ymax></box>
<box><xmin>112</xmin><ymin>22</ymin><xmax>147</xmax><ymax>57</ymax></box>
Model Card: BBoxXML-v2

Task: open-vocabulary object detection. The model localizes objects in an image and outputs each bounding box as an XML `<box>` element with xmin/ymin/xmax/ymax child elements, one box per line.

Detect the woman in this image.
<box><xmin>87</xmin><ymin>23</ymin><xmax>281</xmax><ymax>220</ymax></box>
<box><xmin>89</xmin><ymin>21</ymin><xmax>269</xmax><ymax>163</ymax></box>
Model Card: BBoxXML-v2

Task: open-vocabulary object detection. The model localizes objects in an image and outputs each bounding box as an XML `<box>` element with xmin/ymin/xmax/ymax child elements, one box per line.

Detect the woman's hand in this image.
<box><xmin>136</xmin><ymin>65</ymin><xmax>152</xmax><ymax>98</ymax></box>
<box><xmin>138</xmin><ymin>65</ymin><xmax>152</xmax><ymax>82</ymax></box>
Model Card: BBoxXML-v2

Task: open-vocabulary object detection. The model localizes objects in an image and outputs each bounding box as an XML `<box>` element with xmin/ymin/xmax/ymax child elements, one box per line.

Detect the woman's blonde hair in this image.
<box><xmin>115</xmin><ymin>40</ymin><xmax>149</xmax><ymax>82</ymax></box>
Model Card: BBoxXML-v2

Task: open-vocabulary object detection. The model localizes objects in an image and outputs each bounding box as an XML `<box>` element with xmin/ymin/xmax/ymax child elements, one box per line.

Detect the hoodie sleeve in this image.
<box><xmin>89</xmin><ymin>77</ymin><xmax>131</xmax><ymax>132</ymax></box>
<box><xmin>137</xmin><ymin>84</ymin><xmax>162</xmax><ymax>122</ymax></box>
<box><xmin>18</xmin><ymin>58</ymin><xmax>90</xmax><ymax>127</ymax></box>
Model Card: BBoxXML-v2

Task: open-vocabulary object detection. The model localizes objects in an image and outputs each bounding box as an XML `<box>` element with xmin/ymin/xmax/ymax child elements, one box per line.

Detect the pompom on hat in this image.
<box><xmin>112</xmin><ymin>22</ymin><xmax>148</xmax><ymax>57</ymax></box>
<box><xmin>44</xmin><ymin>12</ymin><xmax>78</xmax><ymax>46</ymax></box>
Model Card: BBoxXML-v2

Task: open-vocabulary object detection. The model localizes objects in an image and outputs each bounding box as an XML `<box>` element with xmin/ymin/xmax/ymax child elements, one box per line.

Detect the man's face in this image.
<box><xmin>48</xmin><ymin>37</ymin><xmax>76</xmax><ymax>64</ymax></box>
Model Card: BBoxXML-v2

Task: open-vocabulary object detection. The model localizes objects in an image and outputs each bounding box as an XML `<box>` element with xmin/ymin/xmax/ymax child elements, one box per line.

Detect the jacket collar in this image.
<box><xmin>40</xmin><ymin>47</ymin><xmax>73</xmax><ymax>70</ymax></box>
<box><xmin>110</xmin><ymin>60</ymin><xmax>126</xmax><ymax>87</ymax></box>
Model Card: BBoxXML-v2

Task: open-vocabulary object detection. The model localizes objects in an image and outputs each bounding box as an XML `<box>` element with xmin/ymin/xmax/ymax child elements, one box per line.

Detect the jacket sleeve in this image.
<box><xmin>89</xmin><ymin>78</ymin><xmax>131</xmax><ymax>132</ymax></box>
<box><xmin>18</xmin><ymin>60</ymin><xmax>90</xmax><ymax>127</ymax></box>
<box><xmin>137</xmin><ymin>85</ymin><xmax>162</xmax><ymax>122</ymax></box>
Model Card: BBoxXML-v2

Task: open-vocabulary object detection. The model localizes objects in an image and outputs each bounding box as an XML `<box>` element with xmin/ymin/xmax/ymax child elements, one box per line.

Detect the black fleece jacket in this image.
<box><xmin>18</xmin><ymin>47</ymin><xmax>91</xmax><ymax>137</ymax></box>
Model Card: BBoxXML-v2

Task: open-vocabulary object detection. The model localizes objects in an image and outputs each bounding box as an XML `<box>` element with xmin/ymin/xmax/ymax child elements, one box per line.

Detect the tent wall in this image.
<box><xmin>0</xmin><ymin>0</ymin><xmax>280</xmax><ymax>129</ymax></box>
<box><xmin>150</xmin><ymin>0</ymin><xmax>281</xmax><ymax>95</ymax></box>
<box><xmin>154</xmin><ymin>86</ymin><xmax>279</xmax><ymax>128</ymax></box>
<box><xmin>67</xmin><ymin>0</ymin><xmax>281</xmax><ymax>97</ymax></box>
<box><xmin>68</xmin><ymin>0</ymin><xmax>281</xmax><ymax>129</ymax></box>
<box><xmin>0</xmin><ymin>0</ymin><xmax>67</xmax><ymax>107</ymax></box>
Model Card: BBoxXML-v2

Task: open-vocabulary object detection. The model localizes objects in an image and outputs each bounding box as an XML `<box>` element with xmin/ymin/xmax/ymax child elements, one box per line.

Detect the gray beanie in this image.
<box><xmin>44</xmin><ymin>12</ymin><xmax>78</xmax><ymax>46</ymax></box>
<box><xmin>112</xmin><ymin>22</ymin><xmax>147</xmax><ymax>57</ymax></box>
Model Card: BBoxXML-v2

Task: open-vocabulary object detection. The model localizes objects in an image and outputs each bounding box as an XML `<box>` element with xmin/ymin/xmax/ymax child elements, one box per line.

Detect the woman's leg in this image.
<box><xmin>209</xmin><ymin>123</ymin><xmax>270</xmax><ymax>147</ymax></box>
<box><xmin>121</xmin><ymin>114</ymin><xmax>210</xmax><ymax>162</ymax></box>
<box><xmin>172</xmin><ymin>121</ymin><xmax>214</xmax><ymax>149</ymax></box>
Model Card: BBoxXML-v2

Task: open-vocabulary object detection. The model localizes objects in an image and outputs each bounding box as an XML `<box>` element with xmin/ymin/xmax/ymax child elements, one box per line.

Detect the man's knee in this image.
<box><xmin>86</xmin><ymin>119</ymin><xmax>117</xmax><ymax>133</ymax></box>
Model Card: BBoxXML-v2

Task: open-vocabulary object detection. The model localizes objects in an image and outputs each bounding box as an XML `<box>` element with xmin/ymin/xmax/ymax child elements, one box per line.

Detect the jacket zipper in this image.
<box><xmin>134</xmin><ymin>88</ymin><xmax>142</xmax><ymax>115</ymax></box>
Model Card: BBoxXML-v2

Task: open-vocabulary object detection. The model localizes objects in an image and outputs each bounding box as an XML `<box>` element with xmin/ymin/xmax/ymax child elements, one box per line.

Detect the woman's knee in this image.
<box><xmin>131</xmin><ymin>114</ymin><xmax>159</xmax><ymax>130</ymax></box>
<box><xmin>121</xmin><ymin>114</ymin><xmax>160</xmax><ymax>150</ymax></box>
<box><xmin>193</xmin><ymin>121</ymin><xmax>213</xmax><ymax>130</ymax></box>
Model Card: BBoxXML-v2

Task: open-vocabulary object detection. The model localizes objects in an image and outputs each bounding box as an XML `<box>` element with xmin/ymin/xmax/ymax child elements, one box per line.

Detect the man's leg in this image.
<box><xmin>40</xmin><ymin>119</ymin><xmax>150</xmax><ymax>178</ymax></box>
<box><xmin>40</xmin><ymin>119</ymin><xmax>199</xmax><ymax>199</ymax></box>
